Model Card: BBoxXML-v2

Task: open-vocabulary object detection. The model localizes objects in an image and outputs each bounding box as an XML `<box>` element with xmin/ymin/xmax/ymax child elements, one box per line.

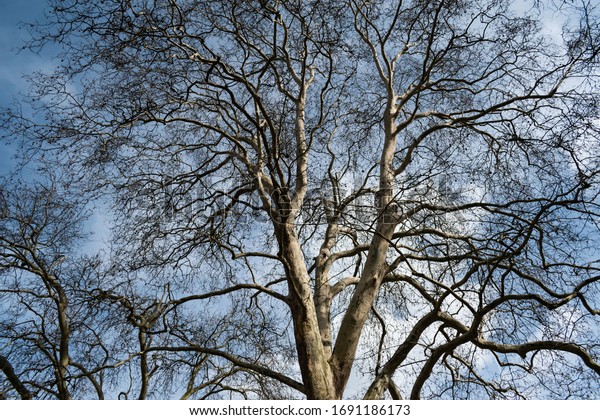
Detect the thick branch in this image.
<box><xmin>145</xmin><ymin>345</ymin><xmax>305</xmax><ymax>395</ymax></box>
<box><xmin>0</xmin><ymin>354</ymin><xmax>32</xmax><ymax>400</ymax></box>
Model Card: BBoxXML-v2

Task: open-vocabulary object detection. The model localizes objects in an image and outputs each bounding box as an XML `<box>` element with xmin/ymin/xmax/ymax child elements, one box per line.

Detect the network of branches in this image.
<box><xmin>1</xmin><ymin>0</ymin><xmax>600</xmax><ymax>400</ymax></box>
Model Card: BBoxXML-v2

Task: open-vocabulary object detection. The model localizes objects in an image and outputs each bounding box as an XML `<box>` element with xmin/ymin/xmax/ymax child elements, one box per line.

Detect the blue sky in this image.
<box><xmin>0</xmin><ymin>0</ymin><xmax>48</xmax><ymax>102</ymax></box>
<box><xmin>0</xmin><ymin>0</ymin><xmax>49</xmax><ymax>174</ymax></box>
<box><xmin>0</xmin><ymin>0</ymin><xmax>110</xmax><ymax>250</ymax></box>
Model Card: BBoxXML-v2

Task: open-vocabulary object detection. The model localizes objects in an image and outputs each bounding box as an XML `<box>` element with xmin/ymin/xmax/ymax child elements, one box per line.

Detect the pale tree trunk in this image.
<box><xmin>50</xmin><ymin>274</ymin><xmax>72</xmax><ymax>400</ymax></box>
<box><xmin>313</xmin><ymin>224</ymin><xmax>341</xmax><ymax>359</ymax></box>
<box><xmin>276</xmin><ymin>224</ymin><xmax>337</xmax><ymax>399</ymax></box>
<box><xmin>328</xmin><ymin>92</ymin><xmax>399</xmax><ymax>395</ymax></box>
<box><xmin>280</xmin><ymin>89</ymin><xmax>400</xmax><ymax>398</ymax></box>
<box><xmin>274</xmin><ymin>76</ymin><xmax>339</xmax><ymax>399</ymax></box>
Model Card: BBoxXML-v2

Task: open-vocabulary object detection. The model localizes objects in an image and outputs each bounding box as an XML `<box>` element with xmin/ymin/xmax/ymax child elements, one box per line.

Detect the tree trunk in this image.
<box><xmin>276</xmin><ymin>224</ymin><xmax>337</xmax><ymax>399</ymax></box>
<box><xmin>329</xmin><ymin>94</ymin><xmax>399</xmax><ymax>394</ymax></box>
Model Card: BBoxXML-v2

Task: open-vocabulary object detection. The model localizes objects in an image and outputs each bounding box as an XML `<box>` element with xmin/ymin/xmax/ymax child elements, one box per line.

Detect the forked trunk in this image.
<box><xmin>277</xmin><ymin>224</ymin><xmax>338</xmax><ymax>399</ymax></box>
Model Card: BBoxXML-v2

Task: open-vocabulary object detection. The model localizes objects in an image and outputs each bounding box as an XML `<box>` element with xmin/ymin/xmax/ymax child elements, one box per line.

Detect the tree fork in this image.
<box><xmin>276</xmin><ymin>223</ymin><xmax>337</xmax><ymax>399</ymax></box>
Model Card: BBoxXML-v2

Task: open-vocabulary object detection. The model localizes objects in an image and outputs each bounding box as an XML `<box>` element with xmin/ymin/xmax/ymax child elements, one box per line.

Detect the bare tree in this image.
<box><xmin>0</xmin><ymin>178</ymin><xmax>103</xmax><ymax>399</ymax></box>
<box><xmin>2</xmin><ymin>0</ymin><xmax>600</xmax><ymax>399</ymax></box>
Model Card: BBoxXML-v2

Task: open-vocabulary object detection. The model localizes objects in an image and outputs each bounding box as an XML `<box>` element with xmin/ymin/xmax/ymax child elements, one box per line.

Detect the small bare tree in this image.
<box><xmin>0</xmin><ymin>178</ymin><xmax>104</xmax><ymax>399</ymax></box>
<box><xmin>2</xmin><ymin>0</ymin><xmax>600</xmax><ymax>399</ymax></box>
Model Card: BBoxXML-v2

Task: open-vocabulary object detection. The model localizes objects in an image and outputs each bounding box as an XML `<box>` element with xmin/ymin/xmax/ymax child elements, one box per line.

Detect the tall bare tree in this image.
<box><xmin>2</xmin><ymin>0</ymin><xmax>600</xmax><ymax>399</ymax></box>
